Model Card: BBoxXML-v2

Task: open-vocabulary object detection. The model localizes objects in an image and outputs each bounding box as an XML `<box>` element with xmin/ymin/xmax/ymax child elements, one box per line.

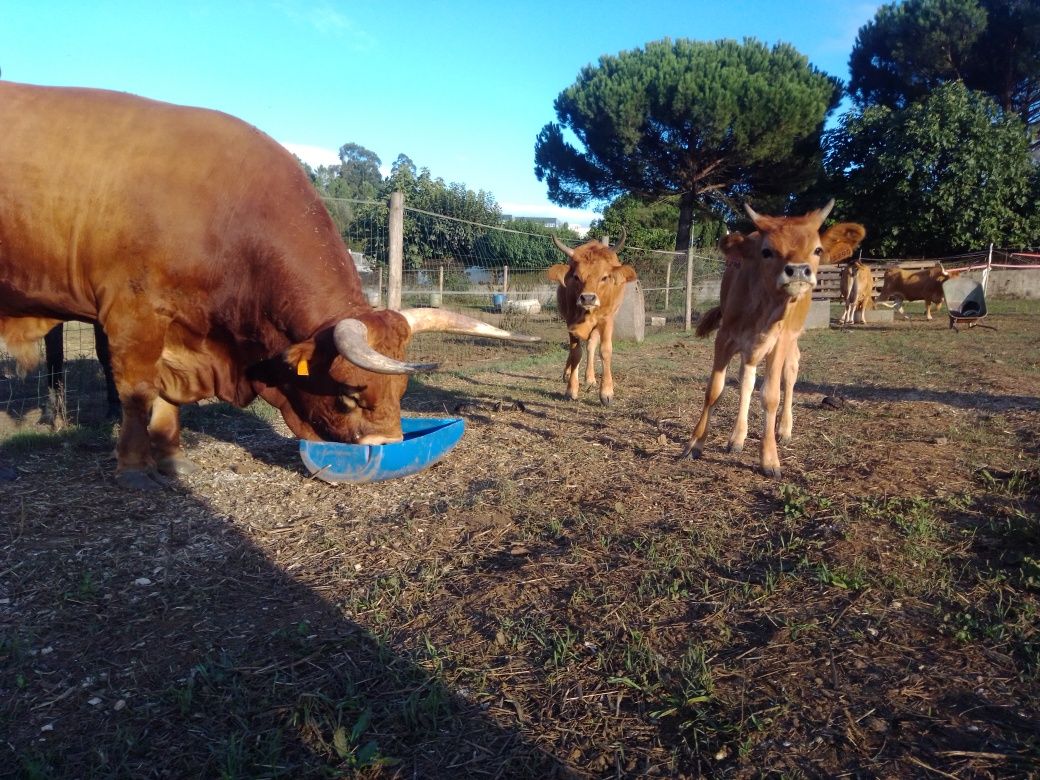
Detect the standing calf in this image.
<box><xmin>838</xmin><ymin>259</ymin><xmax>875</xmax><ymax>325</ymax></box>
<box><xmin>682</xmin><ymin>201</ymin><xmax>865</xmax><ymax>477</ymax></box>
<box><xmin>547</xmin><ymin>233</ymin><xmax>637</xmax><ymax>404</ymax></box>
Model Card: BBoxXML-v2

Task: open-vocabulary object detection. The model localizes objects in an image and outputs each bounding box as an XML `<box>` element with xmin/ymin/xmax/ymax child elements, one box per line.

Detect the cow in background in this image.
<box><xmin>547</xmin><ymin>232</ymin><xmax>637</xmax><ymax>405</ymax></box>
<box><xmin>838</xmin><ymin>260</ymin><xmax>875</xmax><ymax>325</ymax></box>
<box><xmin>0</xmin><ymin>81</ymin><xmax>538</xmax><ymax>489</ymax></box>
<box><xmin>876</xmin><ymin>264</ymin><xmax>953</xmax><ymax>320</ymax></box>
<box><xmin>682</xmin><ymin>201</ymin><xmax>866</xmax><ymax>477</ymax></box>
<box><xmin>41</xmin><ymin>323</ymin><xmax>121</xmax><ymax>427</ymax></box>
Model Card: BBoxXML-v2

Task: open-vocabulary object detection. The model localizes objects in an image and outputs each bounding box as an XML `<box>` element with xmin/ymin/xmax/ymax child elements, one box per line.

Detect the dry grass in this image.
<box><xmin>2</xmin><ymin>301</ymin><xmax>1039</xmax><ymax>778</ymax></box>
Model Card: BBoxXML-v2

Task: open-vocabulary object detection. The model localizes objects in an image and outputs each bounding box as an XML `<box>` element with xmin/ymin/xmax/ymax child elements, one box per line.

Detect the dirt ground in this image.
<box><xmin>2</xmin><ymin>301</ymin><xmax>1039</xmax><ymax>779</ymax></box>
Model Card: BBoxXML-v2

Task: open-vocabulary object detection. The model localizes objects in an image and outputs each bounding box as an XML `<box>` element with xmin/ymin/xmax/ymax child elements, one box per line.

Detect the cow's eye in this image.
<box><xmin>602</xmin><ymin>275</ymin><xmax>610</xmax><ymax>282</ymax></box>
<box><xmin>814</xmin><ymin>247</ymin><xmax>824</xmax><ymax>256</ymax></box>
<box><xmin>337</xmin><ymin>393</ymin><xmax>360</xmax><ymax>411</ymax></box>
<box><xmin>762</xmin><ymin>248</ymin><xmax>773</xmax><ymax>258</ymax></box>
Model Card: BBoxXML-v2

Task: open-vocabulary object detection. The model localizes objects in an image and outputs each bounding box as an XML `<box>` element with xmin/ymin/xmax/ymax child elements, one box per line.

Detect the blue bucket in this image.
<box><xmin>299</xmin><ymin>417</ymin><xmax>465</xmax><ymax>483</ymax></box>
<box><xmin>492</xmin><ymin>293</ymin><xmax>506</xmax><ymax>310</ymax></box>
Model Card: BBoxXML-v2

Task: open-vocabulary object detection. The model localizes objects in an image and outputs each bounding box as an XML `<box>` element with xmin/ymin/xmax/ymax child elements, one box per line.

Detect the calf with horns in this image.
<box><xmin>682</xmin><ymin>201</ymin><xmax>866</xmax><ymax>477</ymax></box>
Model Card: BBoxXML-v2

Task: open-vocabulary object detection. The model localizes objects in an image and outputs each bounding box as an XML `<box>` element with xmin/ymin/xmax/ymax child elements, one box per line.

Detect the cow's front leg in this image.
<box><xmin>925</xmin><ymin>301</ymin><xmax>935</xmax><ymax>320</ymax></box>
<box><xmin>758</xmin><ymin>346</ymin><xmax>786</xmax><ymax>478</ymax></box>
<box><xmin>596</xmin><ymin>322</ymin><xmax>615</xmax><ymax>405</ymax></box>
<box><xmin>681</xmin><ymin>337</ymin><xmax>732</xmax><ymax>459</ymax></box>
<box><xmin>726</xmin><ymin>361</ymin><xmax>756</xmax><ymax>453</ymax></box>
<box><xmin>107</xmin><ymin>317</ymin><xmax>167</xmax><ymax>490</ymax></box>
<box><xmin>779</xmin><ymin>341</ymin><xmax>800</xmax><ymax>445</ymax></box>
<box><xmin>150</xmin><ymin>397</ymin><xmax>195</xmax><ymax>477</ymax></box>
<box><xmin>564</xmin><ymin>334</ymin><xmax>583</xmax><ymax>400</ymax></box>
<box><xmin>585</xmin><ymin>328</ymin><xmax>600</xmax><ymax>389</ymax></box>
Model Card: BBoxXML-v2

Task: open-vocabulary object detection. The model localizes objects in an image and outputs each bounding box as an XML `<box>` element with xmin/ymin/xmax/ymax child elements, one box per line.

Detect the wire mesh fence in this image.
<box><xmin>5</xmin><ymin>191</ymin><xmax>1037</xmax><ymax>428</ymax></box>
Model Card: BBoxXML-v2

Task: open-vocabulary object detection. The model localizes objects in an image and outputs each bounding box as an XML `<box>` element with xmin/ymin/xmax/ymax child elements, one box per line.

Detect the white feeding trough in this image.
<box><xmin>502</xmin><ymin>298</ymin><xmax>541</xmax><ymax>315</ymax></box>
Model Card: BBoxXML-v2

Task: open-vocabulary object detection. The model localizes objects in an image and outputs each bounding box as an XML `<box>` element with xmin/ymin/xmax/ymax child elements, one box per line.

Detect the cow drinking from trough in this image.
<box><xmin>876</xmin><ymin>264</ymin><xmax>952</xmax><ymax>320</ymax></box>
<box><xmin>681</xmin><ymin>201</ymin><xmax>866</xmax><ymax>477</ymax></box>
<box><xmin>547</xmin><ymin>233</ymin><xmax>637</xmax><ymax>405</ymax></box>
<box><xmin>0</xmin><ymin>82</ymin><xmax>537</xmax><ymax>489</ymax></box>
<box><xmin>838</xmin><ymin>259</ymin><xmax>875</xmax><ymax>325</ymax></box>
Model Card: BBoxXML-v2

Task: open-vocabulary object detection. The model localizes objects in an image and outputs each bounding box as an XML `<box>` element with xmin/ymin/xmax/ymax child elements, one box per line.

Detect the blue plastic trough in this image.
<box><xmin>299</xmin><ymin>417</ymin><xmax>465</xmax><ymax>483</ymax></box>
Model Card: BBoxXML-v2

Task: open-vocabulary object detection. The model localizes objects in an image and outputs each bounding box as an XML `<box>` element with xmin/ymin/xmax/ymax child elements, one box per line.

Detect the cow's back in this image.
<box><xmin>0</xmin><ymin>81</ymin><xmax>358</xmax><ymax>329</ymax></box>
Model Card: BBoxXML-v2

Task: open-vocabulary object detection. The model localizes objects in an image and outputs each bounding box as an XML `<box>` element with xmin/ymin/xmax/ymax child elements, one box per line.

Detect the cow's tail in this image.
<box><xmin>695</xmin><ymin>306</ymin><xmax>723</xmax><ymax>338</ymax></box>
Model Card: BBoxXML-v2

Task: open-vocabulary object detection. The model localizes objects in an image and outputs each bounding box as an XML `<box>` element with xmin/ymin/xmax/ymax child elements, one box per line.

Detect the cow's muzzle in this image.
<box><xmin>779</xmin><ymin>264</ymin><xmax>815</xmax><ymax>296</ymax></box>
<box><xmin>578</xmin><ymin>293</ymin><xmax>600</xmax><ymax>310</ymax></box>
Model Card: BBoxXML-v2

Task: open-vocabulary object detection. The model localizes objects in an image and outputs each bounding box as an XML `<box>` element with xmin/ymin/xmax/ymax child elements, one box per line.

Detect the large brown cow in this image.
<box><xmin>0</xmin><ymin>82</ymin><xmax>537</xmax><ymax>489</ymax></box>
<box><xmin>876</xmin><ymin>264</ymin><xmax>952</xmax><ymax>320</ymax></box>
<box><xmin>682</xmin><ymin>201</ymin><xmax>865</xmax><ymax>477</ymax></box>
<box><xmin>547</xmin><ymin>234</ymin><xmax>637</xmax><ymax>404</ymax></box>
<box><xmin>838</xmin><ymin>259</ymin><xmax>875</xmax><ymax>325</ymax></box>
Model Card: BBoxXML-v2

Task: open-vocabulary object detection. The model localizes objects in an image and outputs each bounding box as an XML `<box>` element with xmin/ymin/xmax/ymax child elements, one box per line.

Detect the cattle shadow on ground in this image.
<box><xmin>0</xmin><ymin>433</ymin><xmax>560</xmax><ymax>777</ymax></box>
<box><xmin>795</xmin><ymin>380</ymin><xmax>1040</xmax><ymax>413</ymax></box>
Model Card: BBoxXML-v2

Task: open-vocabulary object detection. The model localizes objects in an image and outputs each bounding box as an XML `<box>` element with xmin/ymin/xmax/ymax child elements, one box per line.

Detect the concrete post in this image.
<box><xmin>388</xmin><ymin>191</ymin><xmax>403</xmax><ymax>311</ymax></box>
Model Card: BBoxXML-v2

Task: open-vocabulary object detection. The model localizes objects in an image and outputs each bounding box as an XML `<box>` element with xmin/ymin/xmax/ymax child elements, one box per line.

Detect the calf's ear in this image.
<box><xmin>547</xmin><ymin>263</ymin><xmax>569</xmax><ymax>285</ymax></box>
<box><xmin>615</xmin><ymin>265</ymin><xmax>638</xmax><ymax>283</ymax></box>
<box><xmin>820</xmin><ymin>223</ymin><xmax>867</xmax><ymax>264</ymax></box>
<box><xmin>719</xmin><ymin>231</ymin><xmax>752</xmax><ymax>262</ymax></box>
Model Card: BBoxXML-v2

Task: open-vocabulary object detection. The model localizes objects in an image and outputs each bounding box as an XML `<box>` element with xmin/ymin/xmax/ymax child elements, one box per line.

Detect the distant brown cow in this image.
<box><xmin>682</xmin><ymin>201</ymin><xmax>866</xmax><ymax>477</ymax></box>
<box><xmin>877</xmin><ymin>264</ymin><xmax>953</xmax><ymax>320</ymax></box>
<box><xmin>838</xmin><ymin>260</ymin><xmax>875</xmax><ymax>325</ymax></box>
<box><xmin>547</xmin><ymin>234</ymin><xmax>637</xmax><ymax>404</ymax></box>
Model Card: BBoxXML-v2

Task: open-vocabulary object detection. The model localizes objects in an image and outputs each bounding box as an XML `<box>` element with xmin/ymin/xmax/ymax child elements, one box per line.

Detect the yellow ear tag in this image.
<box><xmin>296</xmin><ymin>359</ymin><xmax>310</xmax><ymax>376</ymax></box>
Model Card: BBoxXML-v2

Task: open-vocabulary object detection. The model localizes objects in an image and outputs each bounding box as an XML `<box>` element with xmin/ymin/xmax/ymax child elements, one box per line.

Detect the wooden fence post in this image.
<box><xmin>664</xmin><ymin>258</ymin><xmax>673</xmax><ymax>312</ymax></box>
<box><xmin>684</xmin><ymin>245</ymin><xmax>695</xmax><ymax>331</ymax></box>
<box><xmin>388</xmin><ymin>191</ymin><xmax>403</xmax><ymax>311</ymax></box>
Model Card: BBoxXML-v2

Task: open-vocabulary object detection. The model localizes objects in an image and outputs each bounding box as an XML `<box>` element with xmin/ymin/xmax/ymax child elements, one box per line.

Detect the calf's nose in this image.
<box><xmin>578</xmin><ymin>292</ymin><xmax>599</xmax><ymax>308</ymax></box>
<box><xmin>784</xmin><ymin>264</ymin><xmax>814</xmax><ymax>284</ymax></box>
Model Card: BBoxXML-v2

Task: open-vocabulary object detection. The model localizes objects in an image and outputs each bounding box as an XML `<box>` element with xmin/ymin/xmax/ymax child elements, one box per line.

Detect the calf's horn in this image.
<box><xmin>610</xmin><ymin>227</ymin><xmax>626</xmax><ymax>254</ymax></box>
<box><xmin>401</xmin><ymin>308</ymin><xmax>540</xmax><ymax>342</ymax></box>
<box><xmin>551</xmin><ymin>234</ymin><xmax>575</xmax><ymax>258</ymax></box>
<box><xmin>333</xmin><ymin>319</ymin><xmax>439</xmax><ymax>374</ymax></box>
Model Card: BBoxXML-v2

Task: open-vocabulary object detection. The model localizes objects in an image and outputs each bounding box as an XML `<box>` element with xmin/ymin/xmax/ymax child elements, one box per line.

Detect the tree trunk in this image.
<box><xmin>675</xmin><ymin>190</ymin><xmax>697</xmax><ymax>253</ymax></box>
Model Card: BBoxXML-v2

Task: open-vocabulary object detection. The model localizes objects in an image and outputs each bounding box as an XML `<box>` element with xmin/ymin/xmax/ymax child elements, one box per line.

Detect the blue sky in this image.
<box><xmin>1</xmin><ymin>1</ymin><xmax>880</xmax><ymax>229</ymax></box>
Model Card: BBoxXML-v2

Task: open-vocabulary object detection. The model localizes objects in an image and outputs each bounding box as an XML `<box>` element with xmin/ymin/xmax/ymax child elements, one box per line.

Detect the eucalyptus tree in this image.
<box><xmin>534</xmin><ymin>38</ymin><xmax>841</xmax><ymax>251</ymax></box>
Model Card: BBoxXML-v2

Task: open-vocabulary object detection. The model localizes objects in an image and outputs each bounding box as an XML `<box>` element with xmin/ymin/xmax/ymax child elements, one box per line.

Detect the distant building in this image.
<box><xmin>501</xmin><ymin>215</ymin><xmax>559</xmax><ymax>229</ymax></box>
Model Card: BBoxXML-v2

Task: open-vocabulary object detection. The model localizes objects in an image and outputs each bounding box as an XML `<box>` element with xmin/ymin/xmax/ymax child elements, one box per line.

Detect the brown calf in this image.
<box><xmin>876</xmin><ymin>264</ymin><xmax>952</xmax><ymax>320</ymax></box>
<box><xmin>547</xmin><ymin>233</ymin><xmax>637</xmax><ymax>404</ymax></box>
<box><xmin>682</xmin><ymin>201</ymin><xmax>866</xmax><ymax>477</ymax></box>
<box><xmin>838</xmin><ymin>260</ymin><xmax>875</xmax><ymax>325</ymax></box>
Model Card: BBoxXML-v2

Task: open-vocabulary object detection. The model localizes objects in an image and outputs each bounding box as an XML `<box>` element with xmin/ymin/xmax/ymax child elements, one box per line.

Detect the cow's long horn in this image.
<box><xmin>610</xmin><ymin>227</ymin><xmax>626</xmax><ymax>254</ymax></box>
<box><xmin>551</xmin><ymin>234</ymin><xmax>575</xmax><ymax>258</ymax></box>
<box><xmin>333</xmin><ymin>319</ymin><xmax>438</xmax><ymax>374</ymax></box>
<box><xmin>401</xmin><ymin>308</ymin><xmax>540</xmax><ymax>342</ymax></box>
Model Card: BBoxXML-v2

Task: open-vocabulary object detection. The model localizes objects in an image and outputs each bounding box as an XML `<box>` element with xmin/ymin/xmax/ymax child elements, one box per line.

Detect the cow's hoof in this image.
<box><xmin>760</xmin><ymin>465</ymin><xmax>782</xmax><ymax>479</ymax></box>
<box><xmin>725</xmin><ymin>441</ymin><xmax>744</xmax><ymax>454</ymax></box>
<box><xmin>779</xmin><ymin>434</ymin><xmax>792</xmax><ymax>446</ymax></box>
<box><xmin>599</xmin><ymin>395</ymin><xmax>613</xmax><ymax>406</ymax></box>
<box><xmin>157</xmin><ymin>455</ymin><xmax>197</xmax><ymax>477</ymax></box>
<box><xmin>116</xmin><ymin>469</ymin><xmax>162</xmax><ymax>491</ymax></box>
<box><xmin>678</xmin><ymin>444</ymin><xmax>702</xmax><ymax>460</ymax></box>
<box><xmin>565</xmin><ymin>391</ymin><xmax>580</xmax><ymax>401</ymax></box>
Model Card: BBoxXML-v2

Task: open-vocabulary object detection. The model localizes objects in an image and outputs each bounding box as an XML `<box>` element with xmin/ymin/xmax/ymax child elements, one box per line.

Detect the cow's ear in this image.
<box><xmin>616</xmin><ymin>264</ymin><xmax>637</xmax><ymax>283</ymax></box>
<box><xmin>283</xmin><ymin>340</ymin><xmax>317</xmax><ymax>377</ymax></box>
<box><xmin>820</xmin><ymin>223</ymin><xmax>866</xmax><ymax>265</ymax></box>
<box><xmin>547</xmin><ymin>263</ymin><xmax>569</xmax><ymax>285</ymax></box>
<box><xmin>720</xmin><ymin>231</ymin><xmax>753</xmax><ymax>263</ymax></box>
